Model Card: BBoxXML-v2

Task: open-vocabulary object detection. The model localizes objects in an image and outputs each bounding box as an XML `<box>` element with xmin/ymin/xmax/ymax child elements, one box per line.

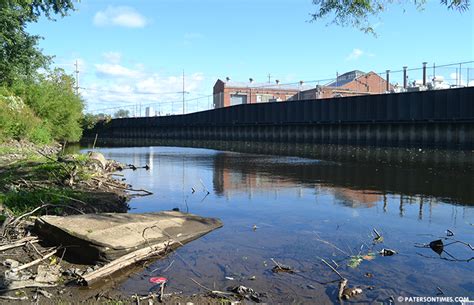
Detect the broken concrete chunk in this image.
<box><xmin>35</xmin><ymin>265</ymin><xmax>60</xmax><ymax>283</ymax></box>
<box><xmin>3</xmin><ymin>259</ymin><xmax>20</xmax><ymax>268</ymax></box>
<box><xmin>87</xmin><ymin>151</ymin><xmax>107</xmax><ymax>169</ymax></box>
<box><xmin>4</xmin><ymin>270</ymin><xmax>32</xmax><ymax>281</ymax></box>
<box><xmin>34</xmin><ymin>211</ymin><xmax>222</xmax><ymax>263</ymax></box>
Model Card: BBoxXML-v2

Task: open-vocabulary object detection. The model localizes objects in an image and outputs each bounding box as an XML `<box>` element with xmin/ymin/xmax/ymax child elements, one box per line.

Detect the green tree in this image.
<box><xmin>114</xmin><ymin>109</ymin><xmax>130</xmax><ymax>118</ymax></box>
<box><xmin>11</xmin><ymin>69</ymin><xmax>84</xmax><ymax>142</ymax></box>
<box><xmin>311</xmin><ymin>0</ymin><xmax>469</xmax><ymax>34</ymax></box>
<box><xmin>82</xmin><ymin>113</ymin><xmax>111</xmax><ymax>131</ymax></box>
<box><xmin>0</xmin><ymin>0</ymin><xmax>76</xmax><ymax>84</ymax></box>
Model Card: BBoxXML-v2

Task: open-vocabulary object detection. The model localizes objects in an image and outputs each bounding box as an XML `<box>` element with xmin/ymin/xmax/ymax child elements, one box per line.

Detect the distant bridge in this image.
<box><xmin>84</xmin><ymin>87</ymin><xmax>474</xmax><ymax>149</ymax></box>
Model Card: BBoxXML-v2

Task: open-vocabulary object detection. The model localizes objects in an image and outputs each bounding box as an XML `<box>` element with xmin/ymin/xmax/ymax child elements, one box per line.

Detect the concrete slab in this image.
<box><xmin>34</xmin><ymin>211</ymin><xmax>222</xmax><ymax>263</ymax></box>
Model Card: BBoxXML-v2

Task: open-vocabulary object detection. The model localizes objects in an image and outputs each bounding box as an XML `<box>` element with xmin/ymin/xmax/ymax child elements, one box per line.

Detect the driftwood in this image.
<box><xmin>12</xmin><ymin>248</ymin><xmax>58</xmax><ymax>273</ymax></box>
<box><xmin>0</xmin><ymin>296</ymin><xmax>29</xmax><ymax>300</ymax></box>
<box><xmin>0</xmin><ymin>236</ymin><xmax>39</xmax><ymax>252</ymax></box>
<box><xmin>0</xmin><ymin>281</ymin><xmax>56</xmax><ymax>293</ymax></box>
<box><xmin>81</xmin><ymin>241</ymin><xmax>177</xmax><ymax>286</ymax></box>
<box><xmin>190</xmin><ymin>278</ymin><xmax>234</xmax><ymax>298</ymax></box>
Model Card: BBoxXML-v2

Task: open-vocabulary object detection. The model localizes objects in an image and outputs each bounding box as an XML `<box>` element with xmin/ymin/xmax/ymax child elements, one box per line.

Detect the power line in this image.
<box><xmin>74</xmin><ymin>60</ymin><xmax>79</xmax><ymax>95</ymax></box>
<box><xmin>81</xmin><ymin>59</ymin><xmax>474</xmax><ymax>115</ymax></box>
<box><xmin>79</xmin><ymin>87</ymin><xmax>189</xmax><ymax>96</ymax></box>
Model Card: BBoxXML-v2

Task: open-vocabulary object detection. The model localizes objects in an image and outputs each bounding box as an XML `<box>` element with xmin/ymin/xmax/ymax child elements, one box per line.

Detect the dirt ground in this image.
<box><xmin>0</xmin><ymin>141</ymin><xmax>239</xmax><ymax>304</ymax></box>
<box><xmin>0</xmin><ymin>239</ymin><xmax>238</xmax><ymax>304</ymax></box>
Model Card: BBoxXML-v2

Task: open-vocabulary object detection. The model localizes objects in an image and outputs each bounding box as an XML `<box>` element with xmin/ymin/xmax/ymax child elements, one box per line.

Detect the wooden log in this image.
<box><xmin>12</xmin><ymin>248</ymin><xmax>58</xmax><ymax>272</ymax></box>
<box><xmin>81</xmin><ymin>241</ymin><xmax>177</xmax><ymax>286</ymax></box>
<box><xmin>0</xmin><ymin>237</ymin><xmax>39</xmax><ymax>252</ymax></box>
<box><xmin>0</xmin><ymin>281</ymin><xmax>56</xmax><ymax>293</ymax></box>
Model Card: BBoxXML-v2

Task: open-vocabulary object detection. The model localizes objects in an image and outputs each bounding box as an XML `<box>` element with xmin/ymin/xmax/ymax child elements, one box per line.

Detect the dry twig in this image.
<box><xmin>12</xmin><ymin>248</ymin><xmax>58</xmax><ymax>272</ymax></box>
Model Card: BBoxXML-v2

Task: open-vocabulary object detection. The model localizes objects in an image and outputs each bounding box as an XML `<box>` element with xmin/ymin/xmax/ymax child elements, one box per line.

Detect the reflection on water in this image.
<box><xmin>82</xmin><ymin>143</ymin><xmax>474</xmax><ymax>303</ymax></box>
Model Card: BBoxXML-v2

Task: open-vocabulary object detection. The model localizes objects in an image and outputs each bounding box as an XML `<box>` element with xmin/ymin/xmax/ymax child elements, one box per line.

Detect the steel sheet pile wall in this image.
<box><xmin>88</xmin><ymin>87</ymin><xmax>474</xmax><ymax>148</ymax></box>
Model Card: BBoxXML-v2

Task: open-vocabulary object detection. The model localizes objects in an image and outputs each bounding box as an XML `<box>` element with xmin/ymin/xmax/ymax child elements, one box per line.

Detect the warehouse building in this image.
<box><xmin>213</xmin><ymin>71</ymin><xmax>391</xmax><ymax>108</ymax></box>
<box><xmin>299</xmin><ymin>70</ymin><xmax>391</xmax><ymax>100</ymax></box>
<box><xmin>213</xmin><ymin>78</ymin><xmax>310</xmax><ymax>108</ymax></box>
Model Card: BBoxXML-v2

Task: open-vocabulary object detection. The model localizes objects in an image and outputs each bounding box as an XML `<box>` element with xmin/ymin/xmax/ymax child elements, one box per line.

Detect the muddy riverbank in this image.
<box><xmin>0</xmin><ymin>141</ymin><xmax>137</xmax><ymax>303</ymax></box>
<box><xmin>0</xmin><ymin>141</ymin><xmax>231</xmax><ymax>304</ymax></box>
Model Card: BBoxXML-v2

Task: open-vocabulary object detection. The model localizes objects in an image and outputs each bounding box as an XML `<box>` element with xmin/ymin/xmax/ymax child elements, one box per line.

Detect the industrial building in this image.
<box><xmin>213</xmin><ymin>78</ymin><xmax>311</xmax><ymax>108</ymax></box>
<box><xmin>299</xmin><ymin>70</ymin><xmax>391</xmax><ymax>100</ymax></box>
<box><xmin>213</xmin><ymin>70</ymin><xmax>391</xmax><ymax>108</ymax></box>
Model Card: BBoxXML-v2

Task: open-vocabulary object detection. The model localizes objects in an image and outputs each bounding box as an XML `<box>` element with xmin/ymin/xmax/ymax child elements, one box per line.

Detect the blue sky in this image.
<box><xmin>28</xmin><ymin>0</ymin><xmax>473</xmax><ymax>115</ymax></box>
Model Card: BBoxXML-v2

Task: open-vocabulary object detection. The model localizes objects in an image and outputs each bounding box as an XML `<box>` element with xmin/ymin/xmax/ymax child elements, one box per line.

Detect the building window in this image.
<box><xmin>256</xmin><ymin>94</ymin><xmax>273</xmax><ymax>103</ymax></box>
<box><xmin>230</xmin><ymin>94</ymin><xmax>247</xmax><ymax>106</ymax></box>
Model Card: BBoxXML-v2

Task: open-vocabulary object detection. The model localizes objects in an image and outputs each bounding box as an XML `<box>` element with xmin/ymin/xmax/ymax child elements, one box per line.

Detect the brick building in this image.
<box><xmin>213</xmin><ymin>71</ymin><xmax>391</xmax><ymax>108</ymax></box>
<box><xmin>213</xmin><ymin>79</ymin><xmax>310</xmax><ymax>108</ymax></box>
<box><xmin>300</xmin><ymin>70</ymin><xmax>391</xmax><ymax>99</ymax></box>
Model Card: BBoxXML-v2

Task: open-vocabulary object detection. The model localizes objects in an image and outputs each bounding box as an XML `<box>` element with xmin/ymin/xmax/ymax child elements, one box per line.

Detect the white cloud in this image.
<box><xmin>95</xmin><ymin>63</ymin><xmax>143</xmax><ymax>78</ymax></box>
<box><xmin>93</xmin><ymin>6</ymin><xmax>148</xmax><ymax>28</ymax></box>
<box><xmin>85</xmin><ymin>54</ymin><xmax>207</xmax><ymax>115</ymax></box>
<box><xmin>102</xmin><ymin>52</ymin><xmax>122</xmax><ymax>64</ymax></box>
<box><xmin>346</xmin><ymin>48</ymin><xmax>364</xmax><ymax>61</ymax></box>
<box><xmin>136</xmin><ymin>73</ymin><xmax>205</xmax><ymax>94</ymax></box>
<box><xmin>85</xmin><ymin>72</ymin><xmax>207</xmax><ymax>115</ymax></box>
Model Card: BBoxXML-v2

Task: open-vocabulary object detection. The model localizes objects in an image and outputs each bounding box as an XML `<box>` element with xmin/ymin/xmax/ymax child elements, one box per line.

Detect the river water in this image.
<box><xmin>84</xmin><ymin>142</ymin><xmax>474</xmax><ymax>304</ymax></box>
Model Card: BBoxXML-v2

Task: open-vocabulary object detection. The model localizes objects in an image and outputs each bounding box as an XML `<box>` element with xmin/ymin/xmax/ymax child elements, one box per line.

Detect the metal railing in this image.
<box><xmin>85</xmin><ymin>60</ymin><xmax>474</xmax><ymax>118</ymax></box>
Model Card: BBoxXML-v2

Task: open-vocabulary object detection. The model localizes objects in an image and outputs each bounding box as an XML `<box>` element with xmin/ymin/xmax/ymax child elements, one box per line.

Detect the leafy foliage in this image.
<box><xmin>0</xmin><ymin>0</ymin><xmax>76</xmax><ymax>84</ymax></box>
<box><xmin>82</xmin><ymin>113</ymin><xmax>112</xmax><ymax>131</ymax></box>
<box><xmin>0</xmin><ymin>187</ymin><xmax>82</xmax><ymax>215</ymax></box>
<box><xmin>0</xmin><ymin>69</ymin><xmax>84</xmax><ymax>143</ymax></box>
<box><xmin>114</xmin><ymin>109</ymin><xmax>130</xmax><ymax>118</ymax></box>
<box><xmin>0</xmin><ymin>87</ymin><xmax>45</xmax><ymax>143</ymax></box>
<box><xmin>0</xmin><ymin>7</ymin><xmax>48</xmax><ymax>85</ymax></box>
<box><xmin>0</xmin><ymin>1</ymin><xmax>83</xmax><ymax>143</ymax></box>
<box><xmin>12</xmin><ymin>69</ymin><xmax>84</xmax><ymax>142</ymax></box>
<box><xmin>1</xmin><ymin>0</ymin><xmax>75</xmax><ymax>22</ymax></box>
<box><xmin>311</xmin><ymin>0</ymin><xmax>470</xmax><ymax>34</ymax></box>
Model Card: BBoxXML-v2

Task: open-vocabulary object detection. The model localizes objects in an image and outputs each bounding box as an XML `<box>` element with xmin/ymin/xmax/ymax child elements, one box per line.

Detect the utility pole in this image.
<box><xmin>74</xmin><ymin>60</ymin><xmax>79</xmax><ymax>95</ymax></box>
<box><xmin>182</xmin><ymin>70</ymin><xmax>185</xmax><ymax>114</ymax></box>
<box><xmin>267</xmin><ymin>73</ymin><xmax>271</xmax><ymax>83</ymax></box>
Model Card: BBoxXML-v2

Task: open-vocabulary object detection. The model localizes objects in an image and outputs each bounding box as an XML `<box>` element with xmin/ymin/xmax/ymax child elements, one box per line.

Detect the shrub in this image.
<box><xmin>4</xmin><ymin>69</ymin><xmax>85</xmax><ymax>143</ymax></box>
<box><xmin>0</xmin><ymin>89</ymin><xmax>50</xmax><ymax>143</ymax></box>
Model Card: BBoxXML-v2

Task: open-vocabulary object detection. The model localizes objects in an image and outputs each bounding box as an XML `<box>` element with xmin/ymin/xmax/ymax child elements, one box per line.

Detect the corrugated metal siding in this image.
<box><xmin>107</xmin><ymin>87</ymin><xmax>474</xmax><ymax>129</ymax></box>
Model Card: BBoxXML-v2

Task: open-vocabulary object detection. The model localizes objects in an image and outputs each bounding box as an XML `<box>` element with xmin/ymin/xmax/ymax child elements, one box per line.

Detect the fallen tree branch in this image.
<box><xmin>321</xmin><ymin>258</ymin><xmax>344</xmax><ymax>280</ymax></box>
<box><xmin>0</xmin><ymin>295</ymin><xmax>29</xmax><ymax>300</ymax></box>
<box><xmin>9</xmin><ymin>204</ymin><xmax>52</xmax><ymax>228</ymax></box>
<box><xmin>314</xmin><ymin>234</ymin><xmax>350</xmax><ymax>257</ymax></box>
<box><xmin>190</xmin><ymin>278</ymin><xmax>234</xmax><ymax>297</ymax></box>
<box><xmin>8</xmin><ymin>203</ymin><xmax>85</xmax><ymax>230</ymax></box>
<box><xmin>0</xmin><ymin>282</ymin><xmax>56</xmax><ymax>293</ymax></box>
<box><xmin>127</xmin><ymin>188</ymin><xmax>153</xmax><ymax>195</ymax></box>
<box><xmin>12</xmin><ymin>248</ymin><xmax>58</xmax><ymax>272</ymax></box>
<box><xmin>0</xmin><ymin>236</ymin><xmax>39</xmax><ymax>252</ymax></box>
<box><xmin>81</xmin><ymin>241</ymin><xmax>177</xmax><ymax>286</ymax></box>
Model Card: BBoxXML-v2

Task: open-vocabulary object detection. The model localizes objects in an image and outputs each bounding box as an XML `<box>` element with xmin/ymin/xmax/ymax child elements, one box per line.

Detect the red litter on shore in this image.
<box><xmin>149</xmin><ymin>277</ymin><xmax>168</xmax><ymax>284</ymax></box>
